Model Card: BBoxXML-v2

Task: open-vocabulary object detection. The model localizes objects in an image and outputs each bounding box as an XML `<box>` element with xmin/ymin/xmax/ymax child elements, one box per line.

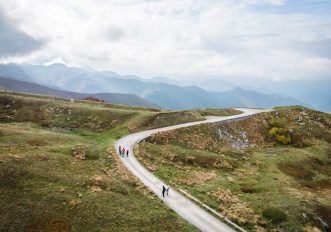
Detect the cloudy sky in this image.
<box><xmin>0</xmin><ymin>0</ymin><xmax>330</xmax><ymax>81</ymax></box>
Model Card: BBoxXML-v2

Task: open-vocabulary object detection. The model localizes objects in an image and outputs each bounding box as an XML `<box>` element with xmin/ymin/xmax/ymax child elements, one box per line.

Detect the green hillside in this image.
<box><xmin>135</xmin><ymin>106</ymin><xmax>331</xmax><ymax>231</ymax></box>
<box><xmin>0</xmin><ymin>91</ymin><xmax>241</xmax><ymax>231</ymax></box>
<box><xmin>0</xmin><ymin>92</ymin><xmax>193</xmax><ymax>232</ymax></box>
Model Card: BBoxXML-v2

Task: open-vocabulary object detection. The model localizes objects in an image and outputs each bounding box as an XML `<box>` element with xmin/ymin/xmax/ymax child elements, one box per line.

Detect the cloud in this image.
<box><xmin>0</xmin><ymin>7</ymin><xmax>45</xmax><ymax>58</ymax></box>
<box><xmin>106</xmin><ymin>26</ymin><xmax>126</xmax><ymax>41</ymax></box>
<box><xmin>0</xmin><ymin>0</ymin><xmax>330</xmax><ymax>81</ymax></box>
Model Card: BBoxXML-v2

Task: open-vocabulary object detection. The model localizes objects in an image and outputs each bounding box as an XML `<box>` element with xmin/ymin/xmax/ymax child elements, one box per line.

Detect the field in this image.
<box><xmin>135</xmin><ymin>107</ymin><xmax>331</xmax><ymax>231</ymax></box>
<box><xmin>0</xmin><ymin>92</ymin><xmax>202</xmax><ymax>232</ymax></box>
<box><xmin>0</xmin><ymin>92</ymin><xmax>242</xmax><ymax>231</ymax></box>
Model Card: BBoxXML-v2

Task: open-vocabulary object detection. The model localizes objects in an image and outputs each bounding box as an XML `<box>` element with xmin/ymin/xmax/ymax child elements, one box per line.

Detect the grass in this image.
<box><xmin>0</xmin><ymin>91</ymin><xmax>246</xmax><ymax>231</ymax></box>
<box><xmin>0</xmin><ymin>124</ymin><xmax>198</xmax><ymax>232</ymax></box>
<box><xmin>135</xmin><ymin>107</ymin><xmax>331</xmax><ymax>231</ymax></box>
<box><xmin>0</xmin><ymin>92</ymin><xmax>202</xmax><ymax>232</ymax></box>
<box><xmin>128</xmin><ymin>108</ymin><xmax>242</xmax><ymax>132</ymax></box>
<box><xmin>187</xmin><ymin>108</ymin><xmax>242</xmax><ymax>117</ymax></box>
<box><xmin>0</xmin><ymin>90</ymin><xmax>162</xmax><ymax>112</ymax></box>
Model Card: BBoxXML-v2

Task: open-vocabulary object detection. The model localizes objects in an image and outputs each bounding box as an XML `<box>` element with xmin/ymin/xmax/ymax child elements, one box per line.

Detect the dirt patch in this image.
<box><xmin>240</xmin><ymin>184</ymin><xmax>257</xmax><ymax>193</ymax></box>
<box><xmin>181</xmin><ymin>171</ymin><xmax>216</xmax><ymax>185</ymax></box>
<box><xmin>277</xmin><ymin>161</ymin><xmax>314</xmax><ymax>180</ymax></box>
<box><xmin>71</xmin><ymin>145</ymin><xmax>100</xmax><ymax>160</ymax></box>
<box><xmin>26</xmin><ymin>217</ymin><xmax>71</xmax><ymax>232</ymax></box>
<box><xmin>84</xmin><ymin>175</ymin><xmax>108</xmax><ymax>191</ymax></box>
<box><xmin>26</xmin><ymin>139</ymin><xmax>48</xmax><ymax>146</ymax></box>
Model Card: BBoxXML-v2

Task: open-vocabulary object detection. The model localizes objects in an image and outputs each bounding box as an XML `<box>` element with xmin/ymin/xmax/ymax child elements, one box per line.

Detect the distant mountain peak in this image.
<box><xmin>233</xmin><ymin>87</ymin><xmax>244</xmax><ymax>91</ymax></box>
<box><xmin>47</xmin><ymin>62</ymin><xmax>66</xmax><ymax>67</ymax></box>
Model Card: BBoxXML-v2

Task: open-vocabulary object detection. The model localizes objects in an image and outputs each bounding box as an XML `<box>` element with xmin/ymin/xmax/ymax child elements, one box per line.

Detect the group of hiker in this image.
<box><xmin>118</xmin><ymin>145</ymin><xmax>171</xmax><ymax>197</ymax></box>
<box><xmin>118</xmin><ymin>145</ymin><xmax>129</xmax><ymax>157</ymax></box>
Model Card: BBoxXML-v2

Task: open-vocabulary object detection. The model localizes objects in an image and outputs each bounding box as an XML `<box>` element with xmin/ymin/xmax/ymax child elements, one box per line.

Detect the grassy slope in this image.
<box><xmin>128</xmin><ymin>108</ymin><xmax>242</xmax><ymax>132</ymax></box>
<box><xmin>135</xmin><ymin>107</ymin><xmax>331</xmax><ymax>231</ymax></box>
<box><xmin>0</xmin><ymin>92</ymin><xmax>201</xmax><ymax>232</ymax></box>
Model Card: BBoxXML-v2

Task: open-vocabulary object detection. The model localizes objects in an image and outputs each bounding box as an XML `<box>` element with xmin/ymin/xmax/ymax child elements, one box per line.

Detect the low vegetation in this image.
<box><xmin>0</xmin><ymin>92</ymin><xmax>202</xmax><ymax>232</ymax></box>
<box><xmin>135</xmin><ymin>106</ymin><xmax>331</xmax><ymax>231</ymax></box>
<box><xmin>262</xmin><ymin>207</ymin><xmax>287</xmax><ymax>224</ymax></box>
<box><xmin>128</xmin><ymin>108</ymin><xmax>241</xmax><ymax>132</ymax></box>
<box><xmin>81</xmin><ymin>96</ymin><xmax>105</xmax><ymax>102</ymax></box>
<box><xmin>0</xmin><ymin>93</ymin><xmax>136</xmax><ymax>131</ymax></box>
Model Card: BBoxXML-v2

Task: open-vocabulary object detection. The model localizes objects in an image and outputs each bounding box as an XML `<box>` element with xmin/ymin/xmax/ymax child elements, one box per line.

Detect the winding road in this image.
<box><xmin>115</xmin><ymin>108</ymin><xmax>269</xmax><ymax>232</ymax></box>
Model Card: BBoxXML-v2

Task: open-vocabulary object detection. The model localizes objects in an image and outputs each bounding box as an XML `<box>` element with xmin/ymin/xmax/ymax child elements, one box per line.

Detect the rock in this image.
<box><xmin>72</xmin><ymin>146</ymin><xmax>87</xmax><ymax>160</ymax></box>
<box><xmin>68</xmin><ymin>199</ymin><xmax>81</xmax><ymax>207</ymax></box>
<box><xmin>91</xmin><ymin>186</ymin><xmax>102</xmax><ymax>192</ymax></box>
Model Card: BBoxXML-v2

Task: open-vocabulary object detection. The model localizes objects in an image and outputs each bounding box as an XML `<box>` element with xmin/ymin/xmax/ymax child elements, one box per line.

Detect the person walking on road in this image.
<box><xmin>118</xmin><ymin>145</ymin><xmax>122</xmax><ymax>155</ymax></box>
<box><xmin>126</xmin><ymin>149</ymin><xmax>129</xmax><ymax>157</ymax></box>
<box><xmin>166</xmin><ymin>186</ymin><xmax>170</xmax><ymax>196</ymax></box>
<box><xmin>122</xmin><ymin>147</ymin><xmax>125</xmax><ymax>157</ymax></box>
<box><xmin>162</xmin><ymin>185</ymin><xmax>166</xmax><ymax>197</ymax></box>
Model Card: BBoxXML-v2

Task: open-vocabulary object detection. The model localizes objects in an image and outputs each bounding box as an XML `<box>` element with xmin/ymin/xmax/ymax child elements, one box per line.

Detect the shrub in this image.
<box><xmin>82</xmin><ymin>96</ymin><xmax>105</xmax><ymax>102</ymax></box>
<box><xmin>269</xmin><ymin>117</ymin><xmax>287</xmax><ymax>128</ymax></box>
<box><xmin>194</xmin><ymin>155</ymin><xmax>218</xmax><ymax>167</ymax></box>
<box><xmin>291</xmin><ymin>129</ymin><xmax>311</xmax><ymax>147</ymax></box>
<box><xmin>268</xmin><ymin>127</ymin><xmax>291</xmax><ymax>145</ymax></box>
<box><xmin>85</xmin><ymin>145</ymin><xmax>100</xmax><ymax>160</ymax></box>
<box><xmin>276</xmin><ymin>134</ymin><xmax>291</xmax><ymax>145</ymax></box>
<box><xmin>72</xmin><ymin>145</ymin><xmax>100</xmax><ymax>160</ymax></box>
<box><xmin>262</xmin><ymin>207</ymin><xmax>287</xmax><ymax>224</ymax></box>
<box><xmin>240</xmin><ymin>184</ymin><xmax>256</xmax><ymax>193</ymax></box>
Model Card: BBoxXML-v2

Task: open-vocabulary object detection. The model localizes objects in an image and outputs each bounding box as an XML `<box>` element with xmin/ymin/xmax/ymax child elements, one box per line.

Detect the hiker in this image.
<box><xmin>118</xmin><ymin>145</ymin><xmax>122</xmax><ymax>155</ymax></box>
<box><xmin>162</xmin><ymin>185</ymin><xmax>166</xmax><ymax>197</ymax></box>
<box><xmin>166</xmin><ymin>186</ymin><xmax>170</xmax><ymax>196</ymax></box>
<box><xmin>122</xmin><ymin>147</ymin><xmax>126</xmax><ymax>157</ymax></box>
<box><xmin>126</xmin><ymin>149</ymin><xmax>129</xmax><ymax>157</ymax></box>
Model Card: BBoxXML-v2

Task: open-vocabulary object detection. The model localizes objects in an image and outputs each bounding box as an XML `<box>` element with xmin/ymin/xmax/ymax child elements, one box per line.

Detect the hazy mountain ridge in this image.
<box><xmin>197</xmin><ymin>76</ymin><xmax>331</xmax><ymax>112</ymax></box>
<box><xmin>0</xmin><ymin>76</ymin><xmax>159</xmax><ymax>108</ymax></box>
<box><xmin>0</xmin><ymin>63</ymin><xmax>309</xmax><ymax>110</ymax></box>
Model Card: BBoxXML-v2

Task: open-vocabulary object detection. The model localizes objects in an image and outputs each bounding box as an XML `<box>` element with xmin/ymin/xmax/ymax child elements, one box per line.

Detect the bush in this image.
<box><xmin>269</xmin><ymin>117</ymin><xmax>287</xmax><ymax>128</ymax></box>
<box><xmin>82</xmin><ymin>96</ymin><xmax>105</xmax><ymax>102</ymax></box>
<box><xmin>72</xmin><ymin>145</ymin><xmax>100</xmax><ymax>160</ymax></box>
<box><xmin>268</xmin><ymin>127</ymin><xmax>291</xmax><ymax>145</ymax></box>
<box><xmin>262</xmin><ymin>207</ymin><xmax>287</xmax><ymax>224</ymax></box>
<box><xmin>291</xmin><ymin>129</ymin><xmax>311</xmax><ymax>147</ymax></box>
<box><xmin>240</xmin><ymin>184</ymin><xmax>256</xmax><ymax>193</ymax></box>
<box><xmin>194</xmin><ymin>155</ymin><xmax>218</xmax><ymax>167</ymax></box>
<box><xmin>85</xmin><ymin>145</ymin><xmax>100</xmax><ymax>160</ymax></box>
<box><xmin>276</xmin><ymin>134</ymin><xmax>291</xmax><ymax>145</ymax></box>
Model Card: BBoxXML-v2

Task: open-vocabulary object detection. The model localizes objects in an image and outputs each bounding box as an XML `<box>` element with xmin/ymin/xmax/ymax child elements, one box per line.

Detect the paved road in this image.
<box><xmin>115</xmin><ymin>108</ymin><xmax>269</xmax><ymax>232</ymax></box>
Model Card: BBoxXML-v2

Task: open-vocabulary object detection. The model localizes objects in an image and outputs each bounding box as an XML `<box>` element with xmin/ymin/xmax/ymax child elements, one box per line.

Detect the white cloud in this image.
<box><xmin>0</xmin><ymin>0</ymin><xmax>330</xmax><ymax>81</ymax></box>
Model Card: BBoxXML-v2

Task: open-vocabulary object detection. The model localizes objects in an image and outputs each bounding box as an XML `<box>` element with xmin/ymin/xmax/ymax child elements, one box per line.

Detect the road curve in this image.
<box><xmin>115</xmin><ymin>108</ymin><xmax>269</xmax><ymax>232</ymax></box>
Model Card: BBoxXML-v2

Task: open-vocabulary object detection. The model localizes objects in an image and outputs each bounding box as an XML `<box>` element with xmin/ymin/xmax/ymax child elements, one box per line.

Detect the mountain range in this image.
<box><xmin>196</xmin><ymin>76</ymin><xmax>331</xmax><ymax>112</ymax></box>
<box><xmin>0</xmin><ymin>76</ymin><xmax>159</xmax><ymax>108</ymax></box>
<box><xmin>0</xmin><ymin>63</ymin><xmax>311</xmax><ymax>110</ymax></box>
